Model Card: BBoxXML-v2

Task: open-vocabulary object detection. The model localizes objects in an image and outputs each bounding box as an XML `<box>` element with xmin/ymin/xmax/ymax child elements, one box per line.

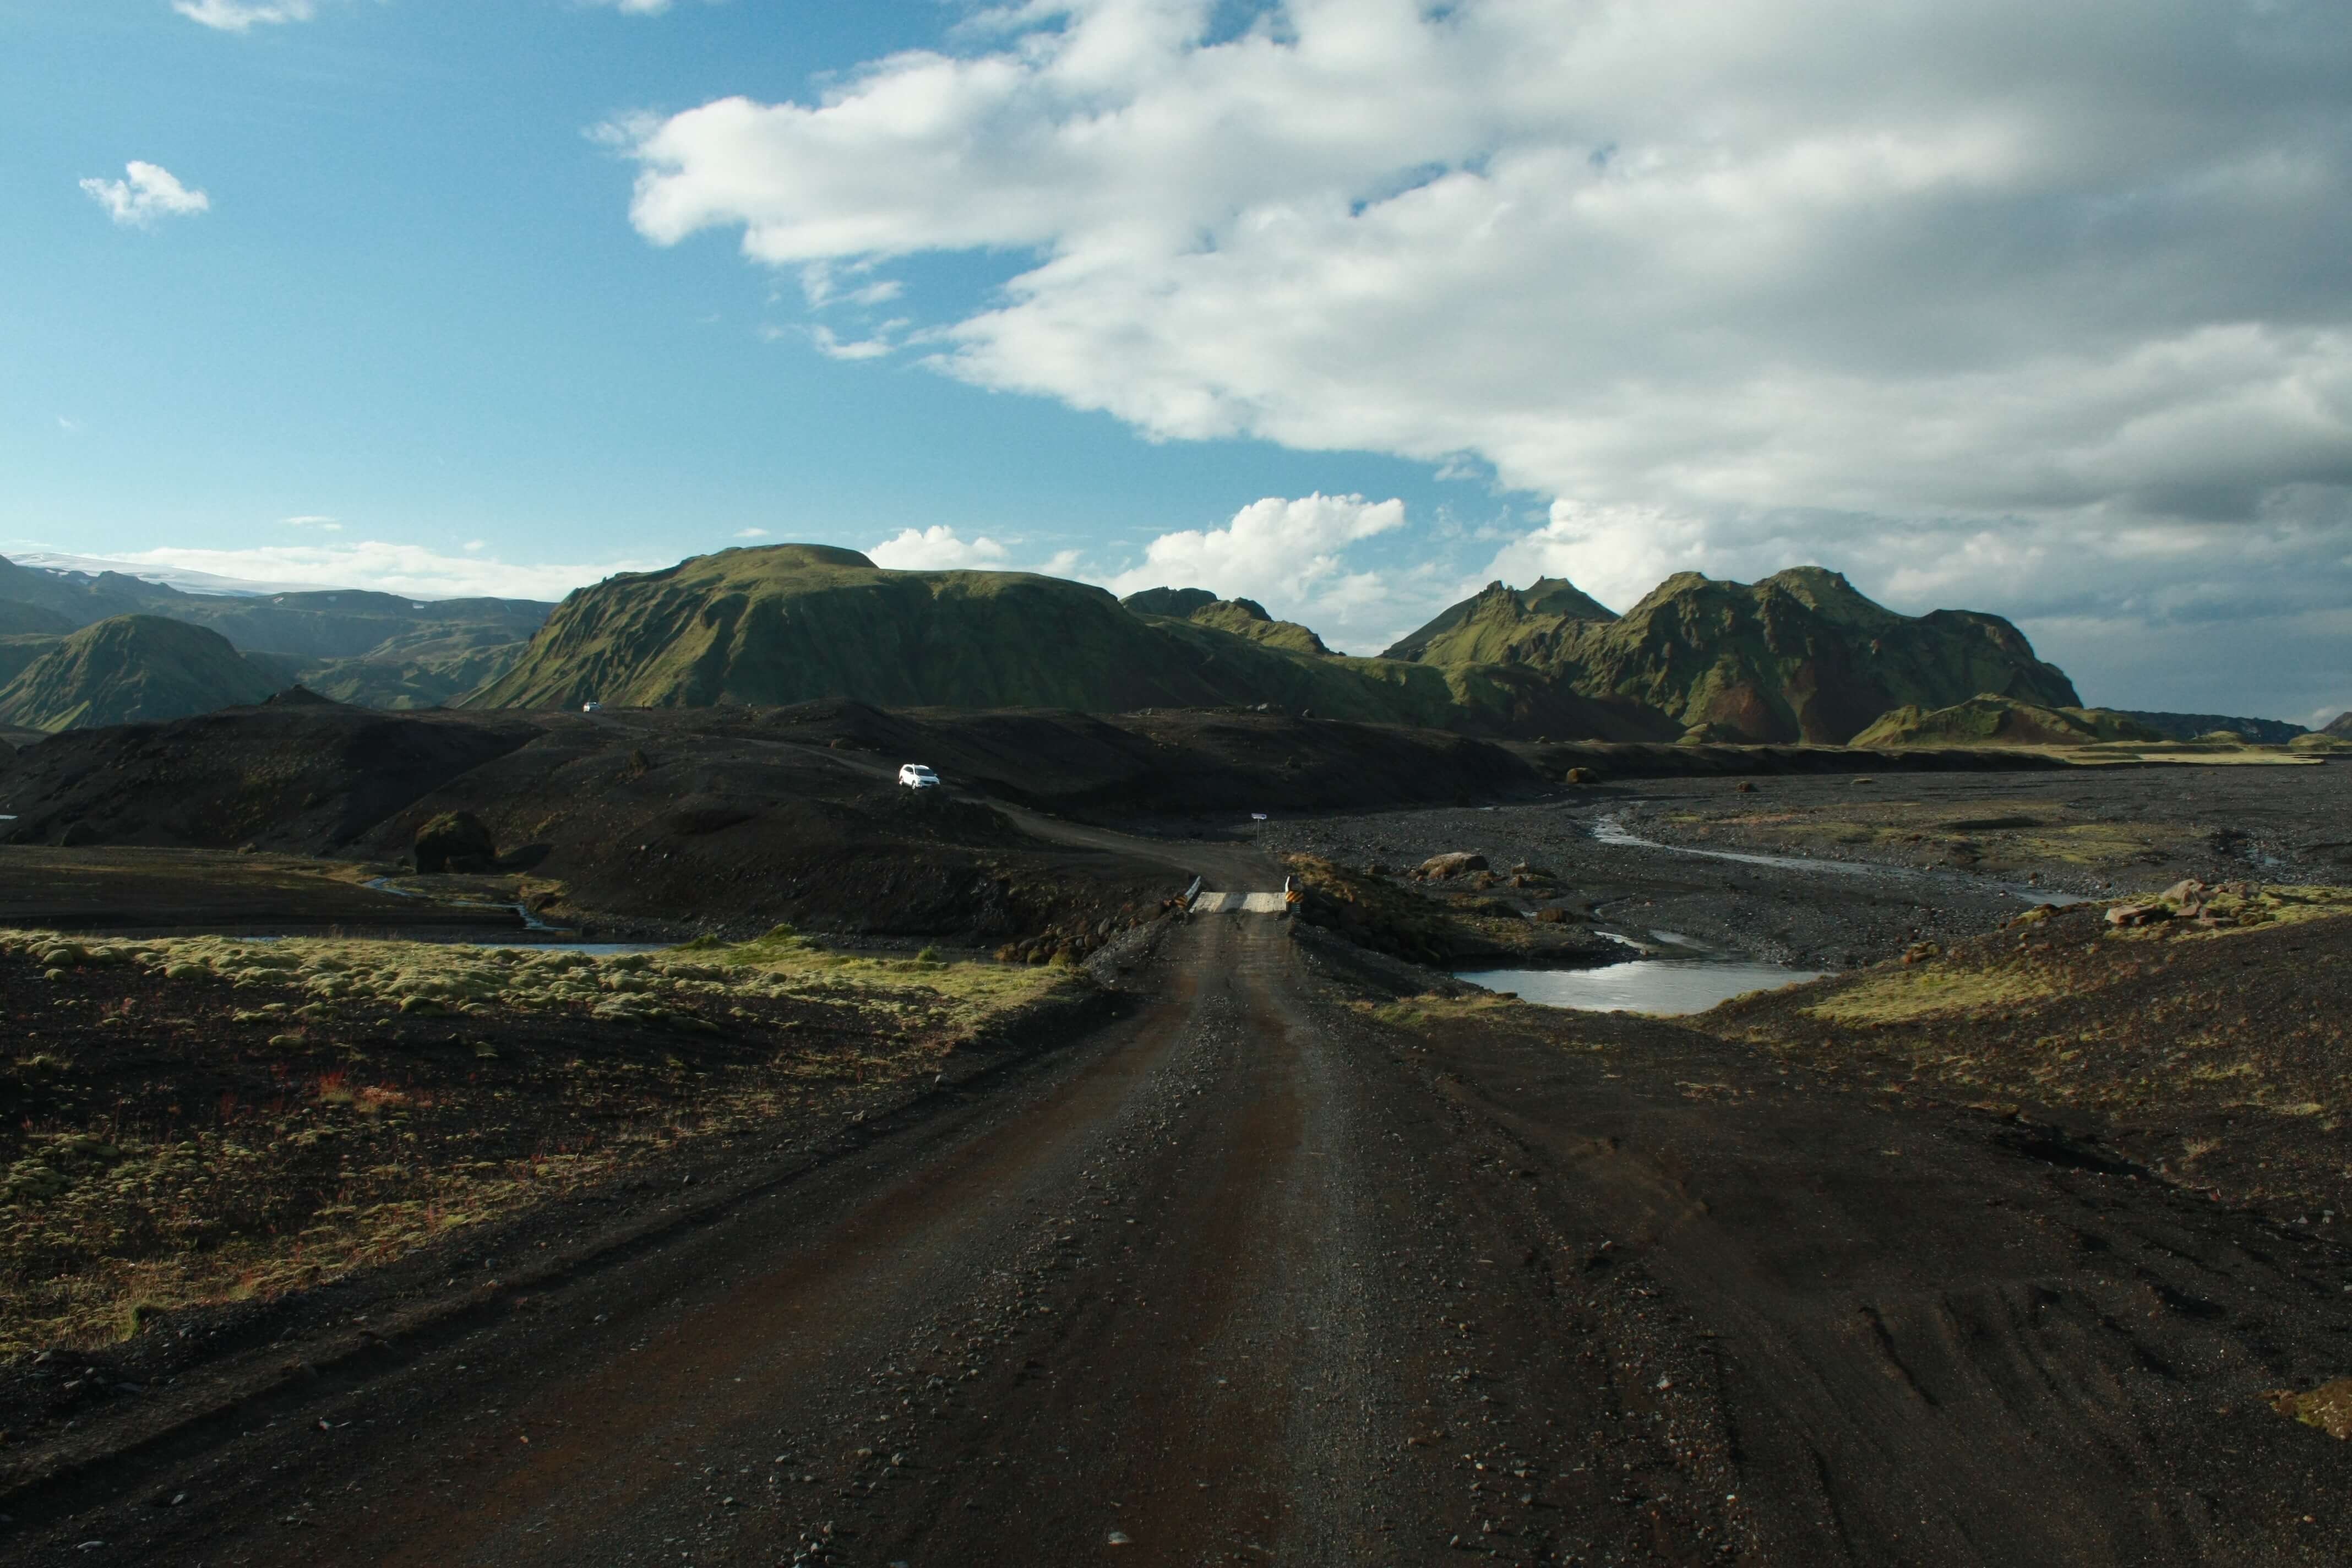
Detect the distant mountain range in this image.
<box><xmin>0</xmin><ymin>615</ymin><xmax>277</xmax><ymax>733</ymax></box>
<box><xmin>0</xmin><ymin>554</ymin><xmax>553</xmax><ymax>722</ymax></box>
<box><xmin>0</xmin><ymin>544</ymin><xmax>2319</xmax><ymax>748</ymax></box>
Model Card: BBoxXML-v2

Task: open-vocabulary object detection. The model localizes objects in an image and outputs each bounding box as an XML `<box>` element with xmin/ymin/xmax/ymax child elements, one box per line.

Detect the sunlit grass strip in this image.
<box><xmin>0</xmin><ymin>924</ymin><xmax>1068</xmax><ymax>1030</ymax></box>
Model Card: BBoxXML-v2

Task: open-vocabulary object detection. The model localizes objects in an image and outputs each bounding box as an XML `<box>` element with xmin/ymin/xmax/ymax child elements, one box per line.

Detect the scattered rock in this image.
<box><xmin>1416</xmin><ymin>852</ymin><xmax>1489</xmax><ymax>880</ymax></box>
<box><xmin>1902</xmin><ymin>941</ymin><xmax>1942</xmax><ymax>964</ymax></box>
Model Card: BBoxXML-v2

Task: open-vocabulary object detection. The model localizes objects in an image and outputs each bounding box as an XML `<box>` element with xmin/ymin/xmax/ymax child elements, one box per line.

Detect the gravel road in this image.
<box><xmin>9</xmin><ymin>909</ymin><xmax>2350</xmax><ymax>1566</ymax></box>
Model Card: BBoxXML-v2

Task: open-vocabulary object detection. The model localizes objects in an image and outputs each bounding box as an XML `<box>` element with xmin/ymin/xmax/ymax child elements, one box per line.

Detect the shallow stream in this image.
<box><xmin>1589</xmin><ymin>813</ymin><xmax>2089</xmax><ymax>906</ymax></box>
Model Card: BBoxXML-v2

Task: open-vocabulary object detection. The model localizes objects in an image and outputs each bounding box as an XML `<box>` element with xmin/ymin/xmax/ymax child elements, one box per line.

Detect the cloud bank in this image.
<box><xmin>619</xmin><ymin>0</ymin><xmax>2352</xmax><ymax>715</ymax></box>
<box><xmin>106</xmin><ymin>542</ymin><xmax>655</xmax><ymax>602</ymax></box>
<box><xmin>80</xmin><ymin>162</ymin><xmax>210</xmax><ymax>227</ymax></box>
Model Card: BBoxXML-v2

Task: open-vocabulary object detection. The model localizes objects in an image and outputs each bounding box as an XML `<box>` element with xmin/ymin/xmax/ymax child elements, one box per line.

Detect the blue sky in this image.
<box><xmin>4</xmin><ymin>2</ymin><xmax>1500</xmax><ymax>600</ymax></box>
<box><xmin>8</xmin><ymin>2</ymin><xmax>2351</xmax><ymax>721</ymax></box>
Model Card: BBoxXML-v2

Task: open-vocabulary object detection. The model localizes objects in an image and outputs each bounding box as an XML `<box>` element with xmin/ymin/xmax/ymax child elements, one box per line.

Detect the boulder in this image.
<box><xmin>414</xmin><ymin>810</ymin><xmax>498</xmax><ymax>874</ymax></box>
<box><xmin>1416</xmin><ymin>852</ymin><xmax>1488</xmax><ymax>879</ymax></box>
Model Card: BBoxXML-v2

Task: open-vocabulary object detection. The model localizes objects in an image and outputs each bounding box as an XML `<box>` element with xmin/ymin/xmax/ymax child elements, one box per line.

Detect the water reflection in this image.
<box><xmin>1458</xmin><ymin>959</ymin><xmax>1824</xmax><ymax>1016</ymax></box>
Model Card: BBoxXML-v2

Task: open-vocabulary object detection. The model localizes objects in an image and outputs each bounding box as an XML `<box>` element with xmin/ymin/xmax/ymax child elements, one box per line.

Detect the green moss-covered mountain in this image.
<box><xmin>467</xmin><ymin>546</ymin><xmax>1684</xmax><ymax>740</ymax></box>
<box><xmin>464</xmin><ymin>546</ymin><xmax>2086</xmax><ymax>744</ymax></box>
<box><xmin>473</xmin><ymin>547</ymin><xmax>1425</xmax><ymax>718</ymax></box>
<box><xmin>1384</xmin><ymin>566</ymin><xmax>2079</xmax><ymax>744</ymax></box>
<box><xmin>1382</xmin><ymin>577</ymin><xmax>1619</xmax><ymax>663</ymax></box>
<box><xmin>0</xmin><ymin>614</ymin><xmax>280</xmax><ymax>732</ymax></box>
<box><xmin>1850</xmin><ymin>696</ymin><xmax>2165</xmax><ymax>749</ymax></box>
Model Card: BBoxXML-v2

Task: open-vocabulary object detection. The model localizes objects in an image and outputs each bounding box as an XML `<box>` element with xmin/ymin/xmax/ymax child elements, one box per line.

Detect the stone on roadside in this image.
<box><xmin>1416</xmin><ymin>852</ymin><xmax>1489</xmax><ymax>879</ymax></box>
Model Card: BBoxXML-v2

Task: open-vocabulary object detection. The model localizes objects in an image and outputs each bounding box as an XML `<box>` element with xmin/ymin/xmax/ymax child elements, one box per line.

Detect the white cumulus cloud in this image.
<box><xmin>868</xmin><ymin>525</ymin><xmax>1009</xmax><ymax>570</ymax></box>
<box><xmin>617</xmin><ymin>0</ymin><xmax>2352</xmax><ymax>709</ymax></box>
<box><xmin>1106</xmin><ymin>493</ymin><xmax>1405</xmax><ymax>648</ymax></box>
<box><xmin>80</xmin><ymin>162</ymin><xmax>210</xmax><ymax>227</ymax></box>
<box><xmin>171</xmin><ymin>0</ymin><xmax>316</xmax><ymax>31</ymax></box>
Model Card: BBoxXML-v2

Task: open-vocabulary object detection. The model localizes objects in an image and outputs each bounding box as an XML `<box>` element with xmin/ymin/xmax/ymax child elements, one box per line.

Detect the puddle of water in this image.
<box><xmin>1460</xmin><ymin>960</ymin><xmax>1825</xmax><ymax>1015</ymax></box>
<box><xmin>237</xmin><ymin>935</ymin><xmax>672</xmax><ymax>955</ymax></box>
<box><xmin>1591</xmin><ymin>814</ymin><xmax>2090</xmax><ymax>906</ymax></box>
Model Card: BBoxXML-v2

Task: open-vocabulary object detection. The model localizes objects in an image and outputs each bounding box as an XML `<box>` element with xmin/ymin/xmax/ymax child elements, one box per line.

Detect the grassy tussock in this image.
<box><xmin>0</xmin><ymin>925</ymin><xmax>1064</xmax><ymax>1030</ymax></box>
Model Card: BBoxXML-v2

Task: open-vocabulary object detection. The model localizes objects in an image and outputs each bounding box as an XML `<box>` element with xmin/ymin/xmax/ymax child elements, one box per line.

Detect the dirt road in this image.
<box><xmin>10</xmin><ymin>914</ymin><xmax>2351</xmax><ymax>1566</ymax></box>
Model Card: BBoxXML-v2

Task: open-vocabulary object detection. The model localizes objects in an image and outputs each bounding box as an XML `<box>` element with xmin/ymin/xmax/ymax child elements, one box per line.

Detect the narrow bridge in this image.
<box><xmin>1188</xmin><ymin>890</ymin><xmax>1291</xmax><ymax>913</ymax></box>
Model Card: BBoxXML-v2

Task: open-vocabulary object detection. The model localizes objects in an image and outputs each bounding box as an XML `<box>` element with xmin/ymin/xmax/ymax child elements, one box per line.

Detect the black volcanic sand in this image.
<box><xmin>1239</xmin><ymin>763</ymin><xmax>2352</xmax><ymax>971</ymax></box>
<box><xmin>1709</xmin><ymin>889</ymin><xmax>2352</xmax><ymax>1225</ymax></box>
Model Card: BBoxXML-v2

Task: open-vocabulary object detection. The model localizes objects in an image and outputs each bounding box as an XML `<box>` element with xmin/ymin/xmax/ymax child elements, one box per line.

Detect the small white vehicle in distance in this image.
<box><xmin>897</xmin><ymin>763</ymin><xmax>941</xmax><ymax>790</ymax></box>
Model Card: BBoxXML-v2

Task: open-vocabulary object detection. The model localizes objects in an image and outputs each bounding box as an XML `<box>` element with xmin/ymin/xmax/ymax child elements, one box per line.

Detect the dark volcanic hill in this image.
<box><xmin>0</xmin><ymin>615</ymin><xmax>279</xmax><ymax>733</ymax></box>
<box><xmin>0</xmin><ymin>700</ymin><xmax>1550</xmax><ymax>938</ymax></box>
<box><xmin>1385</xmin><ymin>566</ymin><xmax>2079</xmax><ymax>744</ymax></box>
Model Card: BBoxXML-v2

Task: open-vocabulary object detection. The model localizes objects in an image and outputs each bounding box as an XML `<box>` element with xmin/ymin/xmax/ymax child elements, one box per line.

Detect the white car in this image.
<box><xmin>897</xmin><ymin>763</ymin><xmax>941</xmax><ymax>790</ymax></box>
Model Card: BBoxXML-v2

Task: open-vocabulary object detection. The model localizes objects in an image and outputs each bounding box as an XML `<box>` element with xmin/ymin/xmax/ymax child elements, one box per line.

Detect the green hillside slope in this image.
<box><xmin>1382</xmin><ymin>577</ymin><xmax>1619</xmax><ymax>663</ymax></box>
<box><xmin>0</xmin><ymin>614</ymin><xmax>280</xmax><ymax>732</ymax></box>
<box><xmin>464</xmin><ymin>545</ymin><xmax>2086</xmax><ymax>747</ymax></box>
<box><xmin>0</xmin><ymin>600</ymin><xmax>73</xmax><ymax>638</ymax></box>
<box><xmin>473</xmin><ymin>547</ymin><xmax>1411</xmax><ymax>719</ymax></box>
<box><xmin>1852</xmin><ymin>695</ymin><xmax>2165</xmax><ymax>748</ymax></box>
